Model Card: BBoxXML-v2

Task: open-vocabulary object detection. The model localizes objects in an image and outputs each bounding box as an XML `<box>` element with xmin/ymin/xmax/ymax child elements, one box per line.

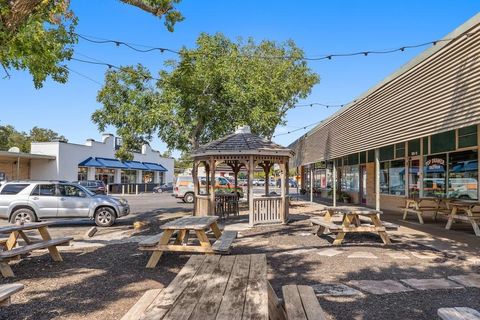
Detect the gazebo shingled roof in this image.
<box><xmin>192</xmin><ymin>126</ymin><xmax>294</xmax><ymax>156</ymax></box>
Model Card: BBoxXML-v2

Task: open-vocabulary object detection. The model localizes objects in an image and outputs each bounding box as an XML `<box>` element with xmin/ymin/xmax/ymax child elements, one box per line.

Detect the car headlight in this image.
<box><xmin>118</xmin><ymin>198</ymin><xmax>128</xmax><ymax>205</ymax></box>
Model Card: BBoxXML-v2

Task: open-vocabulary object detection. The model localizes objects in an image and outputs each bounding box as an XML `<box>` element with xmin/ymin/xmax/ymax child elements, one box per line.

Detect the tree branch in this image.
<box><xmin>119</xmin><ymin>0</ymin><xmax>173</xmax><ymax>17</ymax></box>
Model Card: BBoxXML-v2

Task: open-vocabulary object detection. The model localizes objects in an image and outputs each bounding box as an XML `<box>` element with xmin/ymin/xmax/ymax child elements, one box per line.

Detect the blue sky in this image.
<box><xmin>1</xmin><ymin>1</ymin><xmax>479</xmax><ymax>157</ymax></box>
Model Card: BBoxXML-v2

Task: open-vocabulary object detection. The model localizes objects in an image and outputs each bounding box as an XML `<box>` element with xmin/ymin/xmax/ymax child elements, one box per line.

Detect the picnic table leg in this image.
<box><xmin>445</xmin><ymin>206</ymin><xmax>457</xmax><ymax>230</ymax></box>
<box><xmin>333</xmin><ymin>214</ymin><xmax>352</xmax><ymax>245</ymax></box>
<box><xmin>466</xmin><ymin>208</ymin><xmax>480</xmax><ymax>236</ymax></box>
<box><xmin>370</xmin><ymin>215</ymin><xmax>391</xmax><ymax>245</ymax></box>
<box><xmin>18</xmin><ymin>231</ymin><xmax>32</xmax><ymax>245</ymax></box>
<box><xmin>6</xmin><ymin>231</ymin><xmax>19</xmax><ymax>250</ymax></box>
<box><xmin>37</xmin><ymin>227</ymin><xmax>63</xmax><ymax>262</ymax></box>
<box><xmin>146</xmin><ymin>229</ymin><xmax>174</xmax><ymax>268</ymax></box>
<box><xmin>174</xmin><ymin>230</ymin><xmax>188</xmax><ymax>245</ymax></box>
<box><xmin>414</xmin><ymin>201</ymin><xmax>424</xmax><ymax>224</ymax></box>
<box><xmin>324</xmin><ymin>209</ymin><xmax>334</xmax><ymax>222</ymax></box>
<box><xmin>210</xmin><ymin>222</ymin><xmax>222</xmax><ymax>239</ymax></box>
<box><xmin>195</xmin><ymin>230</ymin><xmax>214</xmax><ymax>254</ymax></box>
<box><xmin>0</xmin><ymin>262</ymin><xmax>14</xmax><ymax>278</ymax></box>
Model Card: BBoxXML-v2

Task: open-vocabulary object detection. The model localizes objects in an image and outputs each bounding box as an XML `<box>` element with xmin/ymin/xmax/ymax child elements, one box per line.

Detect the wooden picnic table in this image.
<box><xmin>402</xmin><ymin>197</ymin><xmax>452</xmax><ymax>224</ymax></box>
<box><xmin>445</xmin><ymin>200</ymin><xmax>480</xmax><ymax>236</ymax></box>
<box><xmin>311</xmin><ymin>206</ymin><xmax>392</xmax><ymax>245</ymax></box>
<box><xmin>140</xmin><ymin>216</ymin><xmax>237</xmax><ymax>268</ymax></box>
<box><xmin>0</xmin><ymin>221</ymin><xmax>73</xmax><ymax>277</ymax></box>
<box><xmin>122</xmin><ymin>254</ymin><xmax>269</xmax><ymax>320</ymax></box>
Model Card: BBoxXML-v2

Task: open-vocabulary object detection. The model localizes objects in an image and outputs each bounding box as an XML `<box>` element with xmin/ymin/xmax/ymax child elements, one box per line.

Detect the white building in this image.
<box><xmin>29</xmin><ymin>134</ymin><xmax>174</xmax><ymax>186</ymax></box>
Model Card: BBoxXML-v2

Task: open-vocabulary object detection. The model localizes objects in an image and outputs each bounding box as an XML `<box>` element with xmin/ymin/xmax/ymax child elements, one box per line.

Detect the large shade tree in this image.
<box><xmin>0</xmin><ymin>0</ymin><xmax>183</xmax><ymax>88</ymax></box>
<box><xmin>93</xmin><ymin>33</ymin><xmax>319</xmax><ymax>157</ymax></box>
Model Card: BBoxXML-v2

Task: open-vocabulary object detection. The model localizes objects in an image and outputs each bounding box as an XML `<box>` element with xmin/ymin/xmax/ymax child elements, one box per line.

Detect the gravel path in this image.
<box><xmin>0</xmin><ymin>201</ymin><xmax>479</xmax><ymax>320</ymax></box>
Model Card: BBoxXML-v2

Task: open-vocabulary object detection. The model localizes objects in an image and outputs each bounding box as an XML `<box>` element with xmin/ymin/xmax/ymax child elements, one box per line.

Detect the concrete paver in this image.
<box><xmin>348</xmin><ymin>280</ymin><xmax>413</xmax><ymax>295</ymax></box>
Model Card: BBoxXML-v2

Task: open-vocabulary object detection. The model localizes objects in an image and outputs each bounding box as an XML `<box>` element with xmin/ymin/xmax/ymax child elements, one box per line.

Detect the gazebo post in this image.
<box><xmin>210</xmin><ymin>157</ymin><xmax>216</xmax><ymax>215</ymax></box>
<box><xmin>280</xmin><ymin>161</ymin><xmax>286</xmax><ymax>223</ymax></box>
<box><xmin>285</xmin><ymin>160</ymin><xmax>289</xmax><ymax>220</ymax></box>
<box><xmin>193</xmin><ymin>159</ymin><xmax>199</xmax><ymax>215</ymax></box>
<box><xmin>248</xmin><ymin>155</ymin><xmax>255</xmax><ymax>227</ymax></box>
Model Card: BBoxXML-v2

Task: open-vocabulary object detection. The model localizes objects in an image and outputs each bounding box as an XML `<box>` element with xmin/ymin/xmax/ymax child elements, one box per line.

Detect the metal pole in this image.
<box><xmin>333</xmin><ymin>162</ymin><xmax>337</xmax><ymax>207</ymax></box>
<box><xmin>375</xmin><ymin>148</ymin><xmax>381</xmax><ymax>211</ymax></box>
<box><xmin>310</xmin><ymin>169</ymin><xmax>313</xmax><ymax>202</ymax></box>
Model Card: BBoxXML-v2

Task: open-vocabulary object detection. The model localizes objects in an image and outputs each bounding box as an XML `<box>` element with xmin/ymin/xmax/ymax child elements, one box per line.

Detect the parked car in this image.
<box><xmin>74</xmin><ymin>180</ymin><xmax>106</xmax><ymax>194</ymax></box>
<box><xmin>153</xmin><ymin>182</ymin><xmax>174</xmax><ymax>193</ymax></box>
<box><xmin>173</xmin><ymin>176</ymin><xmax>244</xmax><ymax>203</ymax></box>
<box><xmin>253</xmin><ymin>179</ymin><xmax>265</xmax><ymax>186</ymax></box>
<box><xmin>276</xmin><ymin>178</ymin><xmax>298</xmax><ymax>188</ymax></box>
<box><xmin>0</xmin><ymin>181</ymin><xmax>129</xmax><ymax>227</ymax></box>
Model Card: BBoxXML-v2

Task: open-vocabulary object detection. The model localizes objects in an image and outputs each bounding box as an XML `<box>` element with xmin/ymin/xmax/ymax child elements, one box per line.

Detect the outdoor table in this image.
<box><xmin>317</xmin><ymin>206</ymin><xmax>391</xmax><ymax>245</ymax></box>
<box><xmin>141</xmin><ymin>216</ymin><xmax>224</xmax><ymax>268</ymax></box>
<box><xmin>445</xmin><ymin>200</ymin><xmax>480</xmax><ymax>236</ymax></box>
<box><xmin>123</xmin><ymin>254</ymin><xmax>268</xmax><ymax>320</ymax></box>
<box><xmin>402</xmin><ymin>197</ymin><xmax>452</xmax><ymax>224</ymax></box>
<box><xmin>0</xmin><ymin>221</ymin><xmax>73</xmax><ymax>277</ymax></box>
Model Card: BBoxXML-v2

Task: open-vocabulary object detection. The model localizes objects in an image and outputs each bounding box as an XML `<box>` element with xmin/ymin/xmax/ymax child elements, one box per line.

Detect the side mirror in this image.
<box><xmin>78</xmin><ymin>191</ymin><xmax>86</xmax><ymax>197</ymax></box>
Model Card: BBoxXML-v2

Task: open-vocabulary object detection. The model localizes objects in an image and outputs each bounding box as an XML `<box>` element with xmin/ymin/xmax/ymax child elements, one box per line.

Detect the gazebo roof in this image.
<box><xmin>192</xmin><ymin>126</ymin><xmax>293</xmax><ymax>157</ymax></box>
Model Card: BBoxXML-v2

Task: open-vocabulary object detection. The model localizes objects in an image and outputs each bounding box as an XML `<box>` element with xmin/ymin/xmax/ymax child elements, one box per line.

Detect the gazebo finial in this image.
<box><xmin>235</xmin><ymin>125</ymin><xmax>251</xmax><ymax>134</ymax></box>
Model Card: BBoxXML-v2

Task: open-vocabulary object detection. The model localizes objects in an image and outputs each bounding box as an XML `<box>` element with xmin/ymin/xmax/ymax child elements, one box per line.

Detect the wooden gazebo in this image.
<box><xmin>191</xmin><ymin>126</ymin><xmax>293</xmax><ymax>226</ymax></box>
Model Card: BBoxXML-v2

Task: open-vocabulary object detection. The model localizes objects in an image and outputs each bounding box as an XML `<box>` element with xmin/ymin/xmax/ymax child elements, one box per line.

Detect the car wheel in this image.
<box><xmin>184</xmin><ymin>192</ymin><xmax>195</xmax><ymax>203</ymax></box>
<box><xmin>10</xmin><ymin>208</ymin><xmax>37</xmax><ymax>224</ymax></box>
<box><xmin>94</xmin><ymin>207</ymin><xmax>116</xmax><ymax>227</ymax></box>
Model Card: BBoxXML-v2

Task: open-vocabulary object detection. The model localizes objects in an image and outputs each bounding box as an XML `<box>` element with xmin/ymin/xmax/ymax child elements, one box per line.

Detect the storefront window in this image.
<box><xmin>142</xmin><ymin>171</ymin><xmax>154</xmax><ymax>183</ymax></box>
<box><xmin>448</xmin><ymin>150</ymin><xmax>478</xmax><ymax>200</ymax></box>
<box><xmin>424</xmin><ymin>154</ymin><xmax>447</xmax><ymax>197</ymax></box>
<box><xmin>341</xmin><ymin>165</ymin><xmax>359</xmax><ymax>192</ymax></box>
<box><xmin>121</xmin><ymin>170</ymin><xmax>137</xmax><ymax>184</ymax></box>
<box><xmin>380</xmin><ymin>160</ymin><xmax>406</xmax><ymax>195</ymax></box>
<box><xmin>389</xmin><ymin>160</ymin><xmax>405</xmax><ymax>195</ymax></box>
<box><xmin>95</xmin><ymin>168</ymin><xmax>115</xmax><ymax>185</ymax></box>
<box><xmin>77</xmin><ymin>167</ymin><xmax>88</xmax><ymax>181</ymax></box>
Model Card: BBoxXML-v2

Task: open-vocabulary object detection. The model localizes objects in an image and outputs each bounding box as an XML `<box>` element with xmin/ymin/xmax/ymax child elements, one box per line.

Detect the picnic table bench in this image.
<box><xmin>445</xmin><ymin>200</ymin><xmax>480</xmax><ymax>236</ymax></box>
<box><xmin>0</xmin><ymin>283</ymin><xmax>24</xmax><ymax>306</ymax></box>
<box><xmin>311</xmin><ymin>206</ymin><xmax>394</xmax><ymax>245</ymax></box>
<box><xmin>402</xmin><ymin>197</ymin><xmax>451</xmax><ymax>224</ymax></box>
<box><xmin>438</xmin><ymin>307</ymin><xmax>480</xmax><ymax>320</ymax></box>
<box><xmin>282</xmin><ymin>285</ymin><xmax>326</xmax><ymax>320</ymax></box>
<box><xmin>138</xmin><ymin>216</ymin><xmax>237</xmax><ymax>268</ymax></box>
<box><xmin>122</xmin><ymin>254</ymin><xmax>269</xmax><ymax>320</ymax></box>
<box><xmin>0</xmin><ymin>221</ymin><xmax>72</xmax><ymax>277</ymax></box>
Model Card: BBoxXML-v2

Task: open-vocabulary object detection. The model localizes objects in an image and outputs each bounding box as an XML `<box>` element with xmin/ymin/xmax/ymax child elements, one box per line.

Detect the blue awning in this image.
<box><xmin>78</xmin><ymin>157</ymin><xmax>104</xmax><ymax>167</ymax></box>
<box><xmin>143</xmin><ymin>162</ymin><xmax>167</xmax><ymax>172</ymax></box>
<box><xmin>124</xmin><ymin>161</ymin><xmax>149</xmax><ymax>170</ymax></box>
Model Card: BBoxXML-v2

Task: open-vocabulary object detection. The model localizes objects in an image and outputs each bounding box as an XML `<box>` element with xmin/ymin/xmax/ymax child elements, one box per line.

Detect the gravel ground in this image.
<box><xmin>1</xmin><ymin>201</ymin><xmax>479</xmax><ymax>320</ymax></box>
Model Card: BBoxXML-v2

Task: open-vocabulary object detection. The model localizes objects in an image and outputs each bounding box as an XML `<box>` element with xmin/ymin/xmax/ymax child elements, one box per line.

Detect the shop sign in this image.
<box><xmin>314</xmin><ymin>161</ymin><xmax>326</xmax><ymax>169</ymax></box>
<box><xmin>425</xmin><ymin>158</ymin><xmax>445</xmax><ymax>169</ymax></box>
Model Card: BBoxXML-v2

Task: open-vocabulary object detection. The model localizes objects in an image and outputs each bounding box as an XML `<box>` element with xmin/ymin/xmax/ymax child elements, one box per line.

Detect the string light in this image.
<box><xmin>273</xmin><ymin>120</ymin><xmax>324</xmax><ymax>138</ymax></box>
<box><xmin>75</xmin><ymin>30</ymin><xmax>477</xmax><ymax>62</ymax></box>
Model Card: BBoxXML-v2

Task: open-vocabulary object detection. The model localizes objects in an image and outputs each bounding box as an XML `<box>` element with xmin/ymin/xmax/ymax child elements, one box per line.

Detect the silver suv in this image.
<box><xmin>0</xmin><ymin>181</ymin><xmax>130</xmax><ymax>227</ymax></box>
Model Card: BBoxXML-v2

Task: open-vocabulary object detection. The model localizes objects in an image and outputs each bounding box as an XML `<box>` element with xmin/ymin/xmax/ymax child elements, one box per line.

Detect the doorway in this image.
<box><xmin>359</xmin><ymin>165</ymin><xmax>367</xmax><ymax>204</ymax></box>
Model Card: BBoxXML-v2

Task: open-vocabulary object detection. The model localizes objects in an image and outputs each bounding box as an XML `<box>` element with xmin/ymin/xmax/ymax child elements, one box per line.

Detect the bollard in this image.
<box><xmin>136</xmin><ymin>184</ymin><xmax>139</xmax><ymax>195</ymax></box>
<box><xmin>122</xmin><ymin>185</ymin><xmax>125</xmax><ymax>195</ymax></box>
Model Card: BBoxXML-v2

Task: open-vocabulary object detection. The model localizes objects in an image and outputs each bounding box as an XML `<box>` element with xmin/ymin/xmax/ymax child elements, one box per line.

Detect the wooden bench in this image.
<box><xmin>138</xmin><ymin>231</ymin><xmax>179</xmax><ymax>248</ymax></box>
<box><xmin>438</xmin><ymin>307</ymin><xmax>480</xmax><ymax>320</ymax></box>
<box><xmin>357</xmin><ymin>216</ymin><xmax>399</xmax><ymax>231</ymax></box>
<box><xmin>402</xmin><ymin>207</ymin><xmax>440</xmax><ymax>224</ymax></box>
<box><xmin>282</xmin><ymin>285</ymin><xmax>326</xmax><ymax>320</ymax></box>
<box><xmin>211</xmin><ymin>230</ymin><xmax>237</xmax><ymax>253</ymax></box>
<box><xmin>0</xmin><ymin>283</ymin><xmax>24</xmax><ymax>306</ymax></box>
<box><xmin>0</xmin><ymin>237</ymin><xmax>72</xmax><ymax>260</ymax></box>
<box><xmin>121</xmin><ymin>288</ymin><xmax>163</xmax><ymax>320</ymax></box>
<box><xmin>310</xmin><ymin>217</ymin><xmax>342</xmax><ymax>235</ymax></box>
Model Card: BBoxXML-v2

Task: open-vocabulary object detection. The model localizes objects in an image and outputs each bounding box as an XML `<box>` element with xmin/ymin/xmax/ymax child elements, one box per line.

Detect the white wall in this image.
<box><xmin>30</xmin><ymin>134</ymin><xmax>175</xmax><ymax>183</ymax></box>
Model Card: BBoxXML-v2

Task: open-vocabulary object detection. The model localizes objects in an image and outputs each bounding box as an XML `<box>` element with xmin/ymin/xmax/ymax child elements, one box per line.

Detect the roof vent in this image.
<box><xmin>235</xmin><ymin>125</ymin><xmax>251</xmax><ymax>134</ymax></box>
<box><xmin>8</xmin><ymin>147</ymin><xmax>20</xmax><ymax>153</ymax></box>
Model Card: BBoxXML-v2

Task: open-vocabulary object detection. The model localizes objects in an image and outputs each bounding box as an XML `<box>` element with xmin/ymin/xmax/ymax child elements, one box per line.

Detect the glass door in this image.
<box><xmin>359</xmin><ymin>165</ymin><xmax>367</xmax><ymax>204</ymax></box>
<box><xmin>408</xmin><ymin>158</ymin><xmax>420</xmax><ymax>198</ymax></box>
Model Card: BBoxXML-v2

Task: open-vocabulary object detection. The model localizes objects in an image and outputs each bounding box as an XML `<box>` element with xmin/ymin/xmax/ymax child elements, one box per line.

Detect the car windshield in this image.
<box><xmin>75</xmin><ymin>184</ymin><xmax>95</xmax><ymax>196</ymax></box>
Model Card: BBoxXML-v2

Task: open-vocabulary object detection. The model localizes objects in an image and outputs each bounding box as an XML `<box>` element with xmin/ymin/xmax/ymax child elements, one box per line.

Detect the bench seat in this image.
<box><xmin>310</xmin><ymin>217</ymin><xmax>341</xmax><ymax>232</ymax></box>
<box><xmin>212</xmin><ymin>230</ymin><xmax>237</xmax><ymax>253</ymax></box>
<box><xmin>438</xmin><ymin>307</ymin><xmax>480</xmax><ymax>320</ymax></box>
<box><xmin>138</xmin><ymin>231</ymin><xmax>179</xmax><ymax>248</ymax></box>
<box><xmin>357</xmin><ymin>216</ymin><xmax>399</xmax><ymax>231</ymax></box>
<box><xmin>121</xmin><ymin>288</ymin><xmax>163</xmax><ymax>320</ymax></box>
<box><xmin>282</xmin><ymin>285</ymin><xmax>326</xmax><ymax>320</ymax></box>
<box><xmin>0</xmin><ymin>237</ymin><xmax>72</xmax><ymax>260</ymax></box>
<box><xmin>0</xmin><ymin>283</ymin><xmax>24</xmax><ymax>306</ymax></box>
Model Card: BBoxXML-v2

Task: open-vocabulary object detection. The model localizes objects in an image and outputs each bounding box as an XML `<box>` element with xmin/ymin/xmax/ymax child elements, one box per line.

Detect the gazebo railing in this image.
<box><xmin>252</xmin><ymin>196</ymin><xmax>284</xmax><ymax>225</ymax></box>
<box><xmin>195</xmin><ymin>195</ymin><xmax>211</xmax><ymax>216</ymax></box>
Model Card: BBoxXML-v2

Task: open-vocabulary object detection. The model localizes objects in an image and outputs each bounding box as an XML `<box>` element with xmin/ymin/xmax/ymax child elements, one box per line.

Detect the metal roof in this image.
<box><xmin>0</xmin><ymin>150</ymin><xmax>56</xmax><ymax>160</ymax></box>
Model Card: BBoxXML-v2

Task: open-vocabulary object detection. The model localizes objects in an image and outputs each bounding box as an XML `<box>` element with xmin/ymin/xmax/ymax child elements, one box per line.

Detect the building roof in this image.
<box><xmin>0</xmin><ymin>150</ymin><xmax>56</xmax><ymax>160</ymax></box>
<box><xmin>192</xmin><ymin>126</ymin><xmax>293</xmax><ymax>157</ymax></box>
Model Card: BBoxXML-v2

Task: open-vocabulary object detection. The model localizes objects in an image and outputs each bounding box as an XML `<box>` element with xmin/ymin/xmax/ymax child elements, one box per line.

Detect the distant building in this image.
<box><xmin>29</xmin><ymin>133</ymin><xmax>174</xmax><ymax>185</ymax></box>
